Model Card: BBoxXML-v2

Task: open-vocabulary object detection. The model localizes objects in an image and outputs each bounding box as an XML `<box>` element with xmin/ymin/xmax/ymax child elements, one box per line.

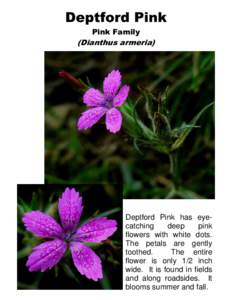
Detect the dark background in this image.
<box><xmin>45</xmin><ymin>52</ymin><xmax>214</xmax><ymax>198</ymax></box>
<box><xmin>17</xmin><ymin>184</ymin><xmax>122</xmax><ymax>289</ymax></box>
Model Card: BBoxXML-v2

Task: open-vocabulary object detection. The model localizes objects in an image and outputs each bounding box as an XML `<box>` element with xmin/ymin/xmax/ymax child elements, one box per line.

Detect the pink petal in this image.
<box><xmin>26</xmin><ymin>239</ymin><xmax>67</xmax><ymax>272</ymax></box>
<box><xmin>70</xmin><ymin>242</ymin><xmax>103</xmax><ymax>281</ymax></box>
<box><xmin>77</xmin><ymin>107</ymin><xmax>107</xmax><ymax>130</ymax></box>
<box><xmin>113</xmin><ymin>85</ymin><xmax>130</xmax><ymax>107</ymax></box>
<box><xmin>105</xmin><ymin>108</ymin><xmax>122</xmax><ymax>133</ymax></box>
<box><xmin>103</xmin><ymin>69</ymin><xmax>121</xmax><ymax>99</ymax></box>
<box><xmin>83</xmin><ymin>88</ymin><xmax>105</xmax><ymax>107</ymax></box>
<box><xmin>58</xmin><ymin>187</ymin><xmax>83</xmax><ymax>231</ymax></box>
<box><xmin>74</xmin><ymin>217</ymin><xmax>117</xmax><ymax>243</ymax></box>
<box><xmin>22</xmin><ymin>211</ymin><xmax>63</xmax><ymax>238</ymax></box>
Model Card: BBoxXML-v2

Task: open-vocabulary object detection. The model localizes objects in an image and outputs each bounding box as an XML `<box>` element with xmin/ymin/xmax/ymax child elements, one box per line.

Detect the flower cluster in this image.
<box><xmin>22</xmin><ymin>187</ymin><xmax>117</xmax><ymax>281</ymax></box>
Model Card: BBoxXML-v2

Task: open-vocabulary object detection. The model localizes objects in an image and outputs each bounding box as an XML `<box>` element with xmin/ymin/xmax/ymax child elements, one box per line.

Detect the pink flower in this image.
<box><xmin>77</xmin><ymin>69</ymin><xmax>130</xmax><ymax>133</ymax></box>
<box><xmin>22</xmin><ymin>187</ymin><xmax>117</xmax><ymax>281</ymax></box>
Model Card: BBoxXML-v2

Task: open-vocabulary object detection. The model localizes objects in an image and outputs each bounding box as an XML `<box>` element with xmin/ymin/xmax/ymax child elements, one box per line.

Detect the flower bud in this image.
<box><xmin>59</xmin><ymin>70</ymin><xmax>85</xmax><ymax>89</ymax></box>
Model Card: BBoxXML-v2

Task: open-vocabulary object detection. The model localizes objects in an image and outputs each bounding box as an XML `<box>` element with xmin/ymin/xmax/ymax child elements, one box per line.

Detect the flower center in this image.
<box><xmin>63</xmin><ymin>231</ymin><xmax>75</xmax><ymax>242</ymax></box>
<box><xmin>104</xmin><ymin>98</ymin><xmax>113</xmax><ymax>109</ymax></box>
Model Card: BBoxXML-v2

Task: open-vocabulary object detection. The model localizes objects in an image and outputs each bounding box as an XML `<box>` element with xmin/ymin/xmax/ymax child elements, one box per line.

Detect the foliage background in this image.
<box><xmin>45</xmin><ymin>52</ymin><xmax>214</xmax><ymax>198</ymax></box>
<box><xmin>17</xmin><ymin>184</ymin><xmax>122</xmax><ymax>289</ymax></box>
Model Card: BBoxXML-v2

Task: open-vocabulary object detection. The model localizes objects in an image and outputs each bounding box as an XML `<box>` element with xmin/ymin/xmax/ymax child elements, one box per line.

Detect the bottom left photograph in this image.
<box><xmin>17</xmin><ymin>184</ymin><xmax>123</xmax><ymax>290</ymax></box>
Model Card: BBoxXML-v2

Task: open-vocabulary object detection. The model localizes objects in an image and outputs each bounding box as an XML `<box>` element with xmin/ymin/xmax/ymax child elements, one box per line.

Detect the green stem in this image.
<box><xmin>165</xmin><ymin>187</ymin><xmax>176</xmax><ymax>199</ymax></box>
<box><xmin>169</xmin><ymin>151</ymin><xmax>180</xmax><ymax>190</ymax></box>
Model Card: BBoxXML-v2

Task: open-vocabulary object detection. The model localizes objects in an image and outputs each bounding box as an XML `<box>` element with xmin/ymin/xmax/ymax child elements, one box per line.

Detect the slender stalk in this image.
<box><xmin>169</xmin><ymin>151</ymin><xmax>180</xmax><ymax>190</ymax></box>
<box><xmin>165</xmin><ymin>187</ymin><xmax>176</xmax><ymax>199</ymax></box>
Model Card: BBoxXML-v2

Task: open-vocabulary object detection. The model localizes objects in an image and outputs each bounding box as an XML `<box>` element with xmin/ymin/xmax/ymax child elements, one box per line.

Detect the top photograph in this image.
<box><xmin>45</xmin><ymin>51</ymin><xmax>215</xmax><ymax>199</ymax></box>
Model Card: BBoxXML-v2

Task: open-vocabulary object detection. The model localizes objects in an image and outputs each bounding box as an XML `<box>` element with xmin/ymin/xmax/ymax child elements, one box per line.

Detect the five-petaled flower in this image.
<box><xmin>22</xmin><ymin>187</ymin><xmax>117</xmax><ymax>281</ymax></box>
<box><xmin>77</xmin><ymin>69</ymin><xmax>130</xmax><ymax>133</ymax></box>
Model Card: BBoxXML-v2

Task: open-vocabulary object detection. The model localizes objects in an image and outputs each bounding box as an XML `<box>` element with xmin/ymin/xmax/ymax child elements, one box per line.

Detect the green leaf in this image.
<box><xmin>80</xmin><ymin>207</ymin><xmax>121</xmax><ymax>228</ymax></box>
<box><xmin>132</xmin><ymin>96</ymin><xmax>147</xmax><ymax>135</ymax></box>
<box><xmin>120</xmin><ymin>162</ymin><xmax>142</xmax><ymax>193</ymax></box>
<box><xmin>62</xmin><ymin>263</ymin><xmax>80</xmax><ymax>284</ymax></box>
<box><xmin>100</xmin><ymin>271</ymin><xmax>111</xmax><ymax>289</ymax></box>
<box><xmin>171</xmin><ymin>123</ymin><xmax>200</xmax><ymax>138</ymax></box>
<box><xmin>176</xmin><ymin>188</ymin><xmax>204</xmax><ymax>199</ymax></box>
<box><xmin>18</xmin><ymin>197</ymin><xmax>32</xmax><ymax>212</ymax></box>
<box><xmin>94</xmin><ymin>207</ymin><xmax>121</xmax><ymax>218</ymax></box>
<box><xmin>140</xmin><ymin>89</ymin><xmax>156</xmax><ymax>132</ymax></box>
<box><xmin>120</xmin><ymin>100</ymin><xmax>156</xmax><ymax>141</ymax></box>
<box><xmin>120</xmin><ymin>102</ymin><xmax>141</xmax><ymax>137</ymax></box>
<box><xmin>17</xmin><ymin>204</ymin><xmax>25</xmax><ymax>216</ymax></box>
<box><xmin>45</xmin><ymin>174</ymin><xmax>68</xmax><ymax>184</ymax></box>
<box><xmin>54</xmin><ymin>265</ymin><xmax>59</xmax><ymax>278</ymax></box>
<box><xmin>171</xmin><ymin>102</ymin><xmax>214</xmax><ymax>151</ymax></box>
<box><xmin>18</xmin><ymin>246</ymin><xmax>33</xmax><ymax>259</ymax></box>
<box><xmin>84</xmin><ymin>242</ymin><xmax>102</xmax><ymax>249</ymax></box>
<box><xmin>133</xmin><ymin>138</ymin><xmax>144</xmax><ymax>155</ymax></box>
<box><xmin>17</xmin><ymin>282</ymin><xmax>38</xmax><ymax>289</ymax></box>
<box><xmin>31</xmin><ymin>192</ymin><xmax>37</xmax><ymax>208</ymax></box>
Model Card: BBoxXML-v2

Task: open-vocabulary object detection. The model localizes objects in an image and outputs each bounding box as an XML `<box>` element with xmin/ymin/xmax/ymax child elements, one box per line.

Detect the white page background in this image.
<box><xmin>0</xmin><ymin>0</ymin><xmax>231</xmax><ymax>299</ymax></box>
